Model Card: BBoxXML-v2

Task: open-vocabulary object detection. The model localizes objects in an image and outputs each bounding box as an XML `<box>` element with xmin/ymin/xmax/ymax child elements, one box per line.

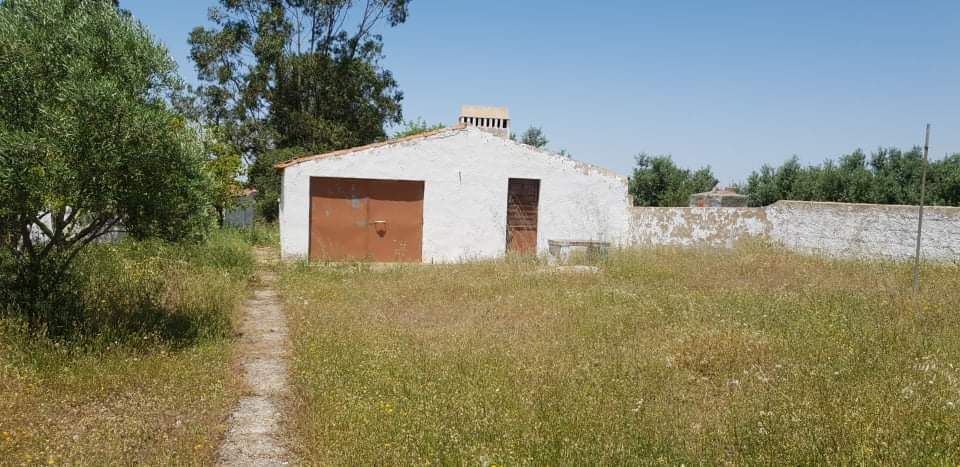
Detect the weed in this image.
<box><xmin>0</xmin><ymin>230</ymin><xmax>255</xmax><ymax>464</ymax></box>
<box><xmin>280</xmin><ymin>246</ymin><xmax>960</xmax><ymax>465</ymax></box>
<box><xmin>234</xmin><ymin>222</ymin><xmax>280</xmax><ymax>248</ymax></box>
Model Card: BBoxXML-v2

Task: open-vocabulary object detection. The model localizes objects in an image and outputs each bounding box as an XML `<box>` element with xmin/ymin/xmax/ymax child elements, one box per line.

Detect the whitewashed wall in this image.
<box><xmin>766</xmin><ymin>201</ymin><xmax>960</xmax><ymax>260</ymax></box>
<box><xmin>279</xmin><ymin>127</ymin><xmax>632</xmax><ymax>262</ymax></box>
<box><xmin>630</xmin><ymin>207</ymin><xmax>769</xmax><ymax>248</ymax></box>
<box><xmin>629</xmin><ymin>201</ymin><xmax>960</xmax><ymax>261</ymax></box>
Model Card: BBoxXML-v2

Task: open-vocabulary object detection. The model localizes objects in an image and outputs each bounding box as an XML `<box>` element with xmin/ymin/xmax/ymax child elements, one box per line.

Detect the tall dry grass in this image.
<box><xmin>281</xmin><ymin>244</ymin><xmax>960</xmax><ymax>465</ymax></box>
<box><xmin>0</xmin><ymin>230</ymin><xmax>254</xmax><ymax>465</ymax></box>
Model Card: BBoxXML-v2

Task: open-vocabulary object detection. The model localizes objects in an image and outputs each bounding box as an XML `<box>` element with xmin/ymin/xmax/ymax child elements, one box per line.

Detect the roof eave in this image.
<box><xmin>273</xmin><ymin>124</ymin><xmax>466</xmax><ymax>170</ymax></box>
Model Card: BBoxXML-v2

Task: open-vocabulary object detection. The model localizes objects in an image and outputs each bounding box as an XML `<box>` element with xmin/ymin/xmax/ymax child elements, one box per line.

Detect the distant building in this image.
<box><xmin>689</xmin><ymin>187</ymin><xmax>748</xmax><ymax>207</ymax></box>
<box><xmin>458</xmin><ymin>105</ymin><xmax>510</xmax><ymax>138</ymax></box>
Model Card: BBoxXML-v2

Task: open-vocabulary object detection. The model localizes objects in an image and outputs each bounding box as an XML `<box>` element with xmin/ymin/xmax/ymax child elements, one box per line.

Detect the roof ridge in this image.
<box><xmin>274</xmin><ymin>124</ymin><xmax>466</xmax><ymax>170</ymax></box>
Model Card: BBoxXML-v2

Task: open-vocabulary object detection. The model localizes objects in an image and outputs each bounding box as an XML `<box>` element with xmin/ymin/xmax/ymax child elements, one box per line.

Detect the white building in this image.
<box><xmin>275</xmin><ymin>125</ymin><xmax>631</xmax><ymax>262</ymax></box>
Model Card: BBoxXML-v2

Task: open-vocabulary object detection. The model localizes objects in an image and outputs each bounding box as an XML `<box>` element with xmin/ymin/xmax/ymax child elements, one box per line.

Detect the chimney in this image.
<box><xmin>458</xmin><ymin>105</ymin><xmax>510</xmax><ymax>138</ymax></box>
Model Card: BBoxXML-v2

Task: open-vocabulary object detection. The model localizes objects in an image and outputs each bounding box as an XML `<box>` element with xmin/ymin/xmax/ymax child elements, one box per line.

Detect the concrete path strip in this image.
<box><xmin>217</xmin><ymin>248</ymin><xmax>293</xmax><ymax>466</ymax></box>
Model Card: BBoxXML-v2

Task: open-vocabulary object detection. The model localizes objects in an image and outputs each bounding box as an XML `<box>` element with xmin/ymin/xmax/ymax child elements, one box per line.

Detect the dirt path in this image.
<box><xmin>217</xmin><ymin>248</ymin><xmax>293</xmax><ymax>466</ymax></box>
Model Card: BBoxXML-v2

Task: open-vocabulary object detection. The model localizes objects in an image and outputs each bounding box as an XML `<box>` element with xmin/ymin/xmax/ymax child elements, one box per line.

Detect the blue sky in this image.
<box><xmin>124</xmin><ymin>0</ymin><xmax>960</xmax><ymax>183</ymax></box>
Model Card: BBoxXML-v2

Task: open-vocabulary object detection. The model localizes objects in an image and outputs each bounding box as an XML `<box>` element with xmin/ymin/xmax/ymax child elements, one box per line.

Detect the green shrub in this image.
<box><xmin>0</xmin><ymin>230</ymin><xmax>254</xmax><ymax>464</ymax></box>
<box><xmin>1</xmin><ymin>230</ymin><xmax>254</xmax><ymax>350</ymax></box>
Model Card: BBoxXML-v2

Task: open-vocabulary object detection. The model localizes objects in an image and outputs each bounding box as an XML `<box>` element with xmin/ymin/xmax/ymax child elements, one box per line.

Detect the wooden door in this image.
<box><xmin>309</xmin><ymin>177</ymin><xmax>424</xmax><ymax>262</ymax></box>
<box><xmin>505</xmin><ymin>178</ymin><xmax>540</xmax><ymax>254</ymax></box>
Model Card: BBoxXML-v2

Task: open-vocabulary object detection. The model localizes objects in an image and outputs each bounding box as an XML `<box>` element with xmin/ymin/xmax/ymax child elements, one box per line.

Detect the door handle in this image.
<box><xmin>370</xmin><ymin>219</ymin><xmax>387</xmax><ymax>236</ymax></box>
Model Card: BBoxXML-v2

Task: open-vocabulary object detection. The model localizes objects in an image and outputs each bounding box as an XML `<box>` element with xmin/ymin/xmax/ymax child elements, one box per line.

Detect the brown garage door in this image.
<box><xmin>505</xmin><ymin>178</ymin><xmax>540</xmax><ymax>254</ymax></box>
<box><xmin>309</xmin><ymin>177</ymin><xmax>424</xmax><ymax>262</ymax></box>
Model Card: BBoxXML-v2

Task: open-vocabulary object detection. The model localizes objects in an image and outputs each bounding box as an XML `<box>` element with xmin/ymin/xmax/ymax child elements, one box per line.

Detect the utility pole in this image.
<box><xmin>913</xmin><ymin>124</ymin><xmax>930</xmax><ymax>293</ymax></box>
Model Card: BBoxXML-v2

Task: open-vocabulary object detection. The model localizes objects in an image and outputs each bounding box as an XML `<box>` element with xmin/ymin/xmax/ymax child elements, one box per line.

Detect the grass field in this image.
<box><xmin>281</xmin><ymin>245</ymin><xmax>960</xmax><ymax>465</ymax></box>
<box><xmin>0</xmin><ymin>231</ymin><xmax>254</xmax><ymax>465</ymax></box>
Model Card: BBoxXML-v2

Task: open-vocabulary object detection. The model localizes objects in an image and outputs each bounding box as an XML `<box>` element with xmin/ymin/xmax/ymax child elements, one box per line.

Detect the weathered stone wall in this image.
<box><xmin>630</xmin><ymin>207</ymin><xmax>769</xmax><ymax>248</ymax></box>
<box><xmin>629</xmin><ymin>201</ymin><xmax>960</xmax><ymax>261</ymax></box>
<box><xmin>766</xmin><ymin>201</ymin><xmax>960</xmax><ymax>261</ymax></box>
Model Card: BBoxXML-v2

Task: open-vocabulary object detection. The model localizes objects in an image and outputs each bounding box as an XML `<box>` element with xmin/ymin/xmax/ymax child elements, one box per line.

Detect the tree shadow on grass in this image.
<box><xmin>83</xmin><ymin>301</ymin><xmax>231</xmax><ymax>350</ymax></box>
<box><xmin>3</xmin><ymin>287</ymin><xmax>232</xmax><ymax>352</ymax></box>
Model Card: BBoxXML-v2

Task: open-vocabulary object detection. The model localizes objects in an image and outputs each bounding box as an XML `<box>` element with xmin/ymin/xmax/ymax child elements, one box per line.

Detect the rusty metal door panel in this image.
<box><xmin>365</xmin><ymin>179</ymin><xmax>424</xmax><ymax>262</ymax></box>
<box><xmin>309</xmin><ymin>177</ymin><xmax>370</xmax><ymax>261</ymax></box>
<box><xmin>506</xmin><ymin>178</ymin><xmax>540</xmax><ymax>254</ymax></box>
<box><xmin>309</xmin><ymin>177</ymin><xmax>424</xmax><ymax>262</ymax></box>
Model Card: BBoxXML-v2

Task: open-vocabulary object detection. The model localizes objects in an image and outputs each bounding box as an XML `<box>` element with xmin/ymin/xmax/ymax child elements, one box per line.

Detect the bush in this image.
<box><xmin>0</xmin><ymin>230</ymin><xmax>254</xmax><ymax>464</ymax></box>
<box><xmin>1</xmin><ymin>231</ymin><xmax>254</xmax><ymax>347</ymax></box>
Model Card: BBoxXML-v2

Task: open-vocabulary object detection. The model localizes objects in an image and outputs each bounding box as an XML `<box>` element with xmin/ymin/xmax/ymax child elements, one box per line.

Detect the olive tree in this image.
<box><xmin>0</xmin><ymin>0</ymin><xmax>212</xmax><ymax>329</ymax></box>
<box><xmin>629</xmin><ymin>154</ymin><xmax>718</xmax><ymax>207</ymax></box>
